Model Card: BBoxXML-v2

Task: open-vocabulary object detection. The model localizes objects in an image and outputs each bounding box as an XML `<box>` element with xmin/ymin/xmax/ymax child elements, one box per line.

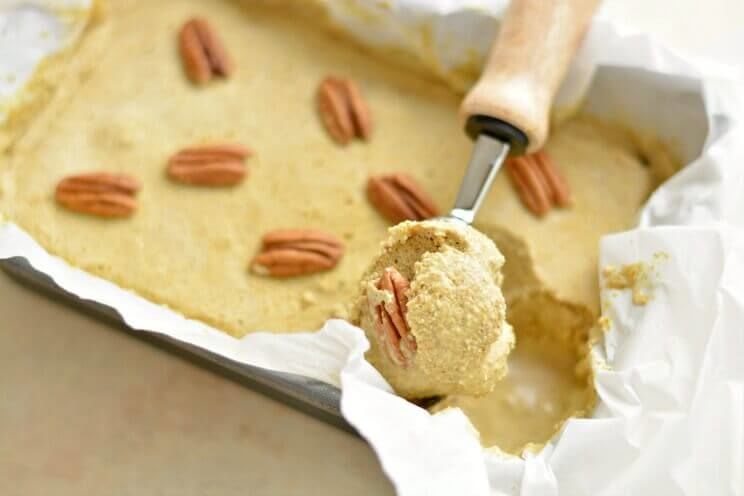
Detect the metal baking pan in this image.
<box><xmin>1</xmin><ymin>256</ymin><xmax>354</xmax><ymax>434</ymax></box>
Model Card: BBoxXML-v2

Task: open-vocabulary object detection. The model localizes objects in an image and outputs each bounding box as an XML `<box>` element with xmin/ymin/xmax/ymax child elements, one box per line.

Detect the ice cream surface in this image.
<box><xmin>1</xmin><ymin>0</ymin><xmax>681</xmax><ymax>454</ymax></box>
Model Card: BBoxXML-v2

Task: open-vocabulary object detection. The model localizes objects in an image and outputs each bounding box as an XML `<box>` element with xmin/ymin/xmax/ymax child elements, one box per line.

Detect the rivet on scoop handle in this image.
<box><xmin>460</xmin><ymin>0</ymin><xmax>599</xmax><ymax>153</ymax></box>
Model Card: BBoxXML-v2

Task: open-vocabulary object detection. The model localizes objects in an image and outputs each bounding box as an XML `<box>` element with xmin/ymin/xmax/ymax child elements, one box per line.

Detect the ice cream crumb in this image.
<box><xmin>602</xmin><ymin>252</ymin><xmax>669</xmax><ymax>306</ymax></box>
<box><xmin>603</xmin><ymin>262</ymin><xmax>651</xmax><ymax>305</ymax></box>
<box><xmin>597</xmin><ymin>315</ymin><xmax>611</xmax><ymax>332</ymax></box>
<box><xmin>300</xmin><ymin>290</ymin><xmax>317</xmax><ymax>308</ymax></box>
<box><xmin>329</xmin><ymin>302</ymin><xmax>348</xmax><ymax>320</ymax></box>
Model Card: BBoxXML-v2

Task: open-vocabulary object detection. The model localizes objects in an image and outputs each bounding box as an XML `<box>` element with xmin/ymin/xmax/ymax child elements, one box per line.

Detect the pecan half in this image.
<box><xmin>55</xmin><ymin>172</ymin><xmax>141</xmax><ymax>218</ymax></box>
<box><xmin>370</xmin><ymin>267</ymin><xmax>417</xmax><ymax>367</ymax></box>
<box><xmin>533</xmin><ymin>151</ymin><xmax>571</xmax><ymax>207</ymax></box>
<box><xmin>167</xmin><ymin>143</ymin><xmax>251</xmax><ymax>186</ymax></box>
<box><xmin>367</xmin><ymin>173</ymin><xmax>439</xmax><ymax>223</ymax></box>
<box><xmin>179</xmin><ymin>17</ymin><xmax>232</xmax><ymax>84</ymax></box>
<box><xmin>317</xmin><ymin>76</ymin><xmax>372</xmax><ymax>145</ymax></box>
<box><xmin>505</xmin><ymin>151</ymin><xmax>571</xmax><ymax>217</ymax></box>
<box><xmin>251</xmin><ymin>229</ymin><xmax>344</xmax><ymax>277</ymax></box>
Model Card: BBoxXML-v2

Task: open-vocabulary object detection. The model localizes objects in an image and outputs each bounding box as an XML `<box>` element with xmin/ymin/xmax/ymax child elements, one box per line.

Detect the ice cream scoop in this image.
<box><xmin>452</xmin><ymin>0</ymin><xmax>598</xmax><ymax>226</ymax></box>
<box><xmin>353</xmin><ymin>0</ymin><xmax>598</xmax><ymax>398</ymax></box>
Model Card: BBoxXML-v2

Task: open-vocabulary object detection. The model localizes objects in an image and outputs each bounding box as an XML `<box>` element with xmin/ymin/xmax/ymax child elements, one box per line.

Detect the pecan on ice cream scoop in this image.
<box><xmin>369</xmin><ymin>267</ymin><xmax>417</xmax><ymax>367</ymax></box>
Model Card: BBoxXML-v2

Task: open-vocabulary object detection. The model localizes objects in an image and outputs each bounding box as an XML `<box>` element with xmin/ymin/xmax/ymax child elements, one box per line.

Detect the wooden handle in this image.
<box><xmin>460</xmin><ymin>0</ymin><xmax>599</xmax><ymax>153</ymax></box>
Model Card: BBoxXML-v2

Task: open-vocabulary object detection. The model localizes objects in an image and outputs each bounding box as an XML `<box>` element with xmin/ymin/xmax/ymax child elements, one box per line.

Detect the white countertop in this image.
<box><xmin>1</xmin><ymin>1</ymin><xmax>741</xmax><ymax>494</ymax></box>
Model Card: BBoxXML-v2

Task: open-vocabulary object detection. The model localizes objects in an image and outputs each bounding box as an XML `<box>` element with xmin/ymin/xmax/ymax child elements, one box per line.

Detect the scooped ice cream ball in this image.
<box><xmin>351</xmin><ymin>220</ymin><xmax>514</xmax><ymax>399</ymax></box>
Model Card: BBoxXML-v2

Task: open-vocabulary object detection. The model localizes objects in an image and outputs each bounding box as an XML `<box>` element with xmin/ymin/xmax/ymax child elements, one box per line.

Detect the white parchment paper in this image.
<box><xmin>2</xmin><ymin>2</ymin><xmax>744</xmax><ymax>494</ymax></box>
<box><xmin>0</xmin><ymin>0</ymin><xmax>91</xmax><ymax>125</ymax></box>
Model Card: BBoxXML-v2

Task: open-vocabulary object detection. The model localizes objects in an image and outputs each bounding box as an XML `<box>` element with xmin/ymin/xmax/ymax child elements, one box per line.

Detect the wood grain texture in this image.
<box><xmin>460</xmin><ymin>0</ymin><xmax>599</xmax><ymax>152</ymax></box>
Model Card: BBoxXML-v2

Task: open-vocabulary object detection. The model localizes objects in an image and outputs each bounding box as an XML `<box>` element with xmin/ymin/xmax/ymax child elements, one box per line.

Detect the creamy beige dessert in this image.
<box><xmin>431</xmin><ymin>239</ymin><xmax>597</xmax><ymax>453</ymax></box>
<box><xmin>352</xmin><ymin>220</ymin><xmax>514</xmax><ymax>398</ymax></box>
<box><xmin>0</xmin><ymin>0</ymin><xmax>680</xmax><ymax>454</ymax></box>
